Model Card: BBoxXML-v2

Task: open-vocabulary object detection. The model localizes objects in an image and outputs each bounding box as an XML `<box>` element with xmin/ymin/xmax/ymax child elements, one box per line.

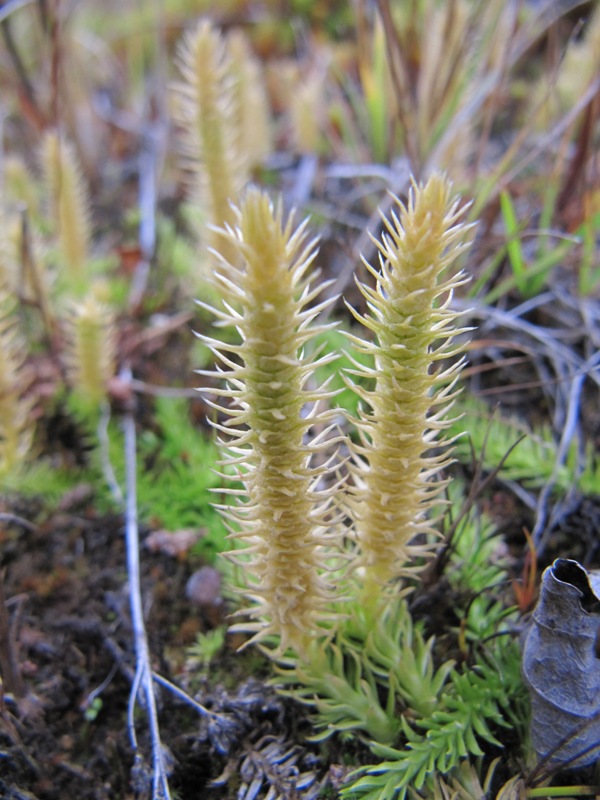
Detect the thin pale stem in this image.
<box><xmin>128</xmin><ymin>121</ymin><xmax>164</xmax><ymax>312</ymax></box>
<box><xmin>97</xmin><ymin>403</ymin><xmax>123</xmax><ymax>506</ymax></box>
<box><xmin>152</xmin><ymin>672</ymin><xmax>222</xmax><ymax>721</ymax></box>
<box><xmin>122</xmin><ymin>366</ymin><xmax>171</xmax><ymax>800</ymax></box>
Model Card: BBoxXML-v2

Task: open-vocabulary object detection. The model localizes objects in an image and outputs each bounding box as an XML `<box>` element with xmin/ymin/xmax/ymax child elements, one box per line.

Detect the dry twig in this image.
<box><xmin>121</xmin><ymin>366</ymin><xmax>172</xmax><ymax>800</ymax></box>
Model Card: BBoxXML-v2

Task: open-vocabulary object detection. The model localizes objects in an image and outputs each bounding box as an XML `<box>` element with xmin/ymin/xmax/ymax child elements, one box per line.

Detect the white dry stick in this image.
<box><xmin>97</xmin><ymin>403</ymin><xmax>124</xmax><ymax>505</ymax></box>
<box><xmin>128</xmin><ymin>124</ymin><xmax>163</xmax><ymax>311</ymax></box>
<box><xmin>152</xmin><ymin>672</ymin><xmax>223</xmax><ymax>721</ymax></box>
<box><xmin>530</xmin><ymin>370</ymin><xmax>585</xmax><ymax>550</ymax></box>
<box><xmin>121</xmin><ymin>366</ymin><xmax>172</xmax><ymax>800</ymax></box>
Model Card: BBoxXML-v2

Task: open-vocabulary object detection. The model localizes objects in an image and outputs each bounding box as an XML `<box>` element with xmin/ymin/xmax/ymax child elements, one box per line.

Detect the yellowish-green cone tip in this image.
<box><xmin>0</xmin><ymin>289</ymin><xmax>33</xmax><ymax>476</ymax></box>
<box><xmin>347</xmin><ymin>173</ymin><xmax>472</xmax><ymax>591</ymax></box>
<box><xmin>65</xmin><ymin>293</ymin><xmax>116</xmax><ymax>409</ymax></box>
<box><xmin>174</xmin><ymin>20</ymin><xmax>248</xmax><ymax>265</ymax></box>
<box><xmin>42</xmin><ymin>132</ymin><xmax>91</xmax><ymax>290</ymax></box>
<box><xmin>199</xmin><ymin>188</ymin><xmax>341</xmax><ymax>654</ymax></box>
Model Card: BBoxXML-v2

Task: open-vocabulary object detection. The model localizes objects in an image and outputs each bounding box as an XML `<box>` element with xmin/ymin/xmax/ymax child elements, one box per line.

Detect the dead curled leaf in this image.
<box><xmin>522</xmin><ymin>558</ymin><xmax>600</xmax><ymax>768</ymax></box>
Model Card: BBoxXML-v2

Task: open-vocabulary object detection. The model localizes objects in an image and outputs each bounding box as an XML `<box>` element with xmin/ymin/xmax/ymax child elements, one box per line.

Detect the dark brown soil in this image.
<box><xmin>0</xmin><ymin>501</ymin><xmax>336</xmax><ymax>800</ymax></box>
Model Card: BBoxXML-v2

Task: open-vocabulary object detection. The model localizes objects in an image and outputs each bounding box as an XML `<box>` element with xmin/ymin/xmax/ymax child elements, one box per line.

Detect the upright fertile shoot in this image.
<box><xmin>198</xmin><ymin>188</ymin><xmax>340</xmax><ymax>653</ymax></box>
<box><xmin>347</xmin><ymin>174</ymin><xmax>472</xmax><ymax>590</ymax></box>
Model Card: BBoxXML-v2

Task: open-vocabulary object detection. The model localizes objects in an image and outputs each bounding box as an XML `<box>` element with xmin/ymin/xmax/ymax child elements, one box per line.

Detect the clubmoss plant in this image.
<box><xmin>201</xmin><ymin>173</ymin><xmax>473</xmax><ymax>640</ymax></box>
<box><xmin>199</xmin><ymin>176</ymin><xmax>528</xmax><ymax>797</ymax></box>
<box><xmin>288</xmin><ymin>66</ymin><xmax>327</xmax><ymax>156</ymax></box>
<box><xmin>0</xmin><ymin>215</ymin><xmax>26</xmax><ymax>297</ymax></box>
<box><xmin>345</xmin><ymin>650</ymin><xmax>521</xmax><ymax>800</ymax></box>
<box><xmin>63</xmin><ymin>291</ymin><xmax>116</xmax><ymax>411</ymax></box>
<box><xmin>3</xmin><ymin>214</ymin><xmax>51</xmax><ymax>313</ymax></box>
<box><xmin>186</xmin><ymin>626</ymin><xmax>226</xmax><ymax>672</ymax></box>
<box><xmin>41</xmin><ymin>131</ymin><xmax>91</xmax><ymax>293</ymax></box>
<box><xmin>0</xmin><ymin>288</ymin><xmax>33</xmax><ymax>478</ymax></box>
<box><xmin>275</xmin><ymin>592</ymin><xmax>455</xmax><ymax>745</ymax></box>
<box><xmin>227</xmin><ymin>29</ymin><xmax>272</xmax><ymax>169</ymax></box>
<box><xmin>337</xmin><ymin>493</ymin><xmax>527</xmax><ymax>800</ymax></box>
<box><xmin>197</xmin><ymin>186</ymin><xmax>342</xmax><ymax>653</ymax></box>
<box><xmin>346</xmin><ymin>174</ymin><xmax>472</xmax><ymax>593</ymax></box>
<box><xmin>3</xmin><ymin>154</ymin><xmax>43</xmax><ymax>225</ymax></box>
<box><xmin>174</xmin><ymin>20</ymin><xmax>248</xmax><ymax>264</ymax></box>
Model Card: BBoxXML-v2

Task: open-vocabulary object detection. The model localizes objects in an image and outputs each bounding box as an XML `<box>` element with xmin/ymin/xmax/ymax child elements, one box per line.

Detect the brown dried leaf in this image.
<box><xmin>522</xmin><ymin>558</ymin><xmax>600</xmax><ymax>768</ymax></box>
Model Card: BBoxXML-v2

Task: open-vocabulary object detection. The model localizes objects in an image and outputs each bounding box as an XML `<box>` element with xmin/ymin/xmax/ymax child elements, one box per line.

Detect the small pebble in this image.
<box><xmin>185</xmin><ymin>566</ymin><xmax>223</xmax><ymax>608</ymax></box>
